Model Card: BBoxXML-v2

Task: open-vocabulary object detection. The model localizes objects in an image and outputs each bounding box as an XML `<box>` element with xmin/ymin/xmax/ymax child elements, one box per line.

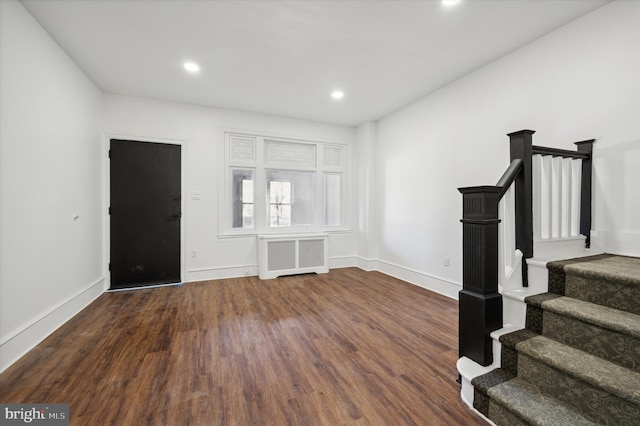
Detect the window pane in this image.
<box><xmin>324</xmin><ymin>174</ymin><xmax>341</xmax><ymax>226</ymax></box>
<box><xmin>242</xmin><ymin>204</ymin><xmax>253</xmax><ymax>228</ymax></box>
<box><xmin>266</xmin><ymin>169</ymin><xmax>314</xmax><ymax>227</ymax></box>
<box><xmin>232</xmin><ymin>169</ymin><xmax>253</xmax><ymax>229</ymax></box>
<box><xmin>242</xmin><ymin>179</ymin><xmax>253</xmax><ymax>203</ymax></box>
<box><xmin>269</xmin><ymin>204</ymin><xmax>291</xmax><ymax>227</ymax></box>
<box><xmin>269</xmin><ymin>180</ymin><xmax>291</xmax><ymax>204</ymax></box>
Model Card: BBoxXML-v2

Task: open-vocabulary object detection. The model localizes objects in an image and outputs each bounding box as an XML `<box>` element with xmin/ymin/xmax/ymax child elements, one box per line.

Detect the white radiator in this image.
<box><xmin>257</xmin><ymin>233</ymin><xmax>329</xmax><ymax>279</ymax></box>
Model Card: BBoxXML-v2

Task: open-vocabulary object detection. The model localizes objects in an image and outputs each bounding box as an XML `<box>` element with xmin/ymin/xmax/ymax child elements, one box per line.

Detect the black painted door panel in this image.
<box><xmin>110</xmin><ymin>140</ymin><xmax>181</xmax><ymax>289</ymax></box>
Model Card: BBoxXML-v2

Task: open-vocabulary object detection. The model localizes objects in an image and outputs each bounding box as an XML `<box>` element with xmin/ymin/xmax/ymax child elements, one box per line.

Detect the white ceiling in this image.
<box><xmin>21</xmin><ymin>0</ymin><xmax>609</xmax><ymax>127</ymax></box>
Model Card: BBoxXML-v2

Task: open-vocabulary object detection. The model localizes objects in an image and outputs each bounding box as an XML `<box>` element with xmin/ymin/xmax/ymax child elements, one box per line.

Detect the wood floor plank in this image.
<box><xmin>0</xmin><ymin>268</ymin><xmax>485</xmax><ymax>425</ymax></box>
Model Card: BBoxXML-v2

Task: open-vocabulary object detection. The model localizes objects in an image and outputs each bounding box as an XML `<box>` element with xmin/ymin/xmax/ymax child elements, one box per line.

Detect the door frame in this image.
<box><xmin>103</xmin><ymin>132</ymin><xmax>187</xmax><ymax>291</ymax></box>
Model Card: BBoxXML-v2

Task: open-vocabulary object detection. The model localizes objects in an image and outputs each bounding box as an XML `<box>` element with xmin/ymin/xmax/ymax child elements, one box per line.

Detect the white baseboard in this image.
<box><xmin>188</xmin><ymin>257</ymin><xmax>461</xmax><ymax>301</ymax></box>
<box><xmin>187</xmin><ymin>265</ymin><xmax>258</xmax><ymax>282</ymax></box>
<box><xmin>303</xmin><ymin>255</ymin><xmax>462</xmax><ymax>301</ymax></box>
<box><xmin>188</xmin><ymin>256</ymin><xmax>360</xmax><ymax>281</ymax></box>
<box><xmin>329</xmin><ymin>255</ymin><xmax>360</xmax><ymax>269</ymax></box>
<box><xmin>591</xmin><ymin>230</ymin><xmax>640</xmax><ymax>257</ymax></box>
<box><xmin>355</xmin><ymin>256</ymin><xmax>379</xmax><ymax>272</ymax></box>
<box><xmin>0</xmin><ymin>277</ymin><xmax>105</xmax><ymax>373</ymax></box>
<box><xmin>375</xmin><ymin>259</ymin><xmax>461</xmax><ymax>300</ymax></box>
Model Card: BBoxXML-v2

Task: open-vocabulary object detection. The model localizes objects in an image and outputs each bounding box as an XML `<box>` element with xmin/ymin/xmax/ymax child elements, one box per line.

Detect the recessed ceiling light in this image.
<box><xmin>331</xmin><ymin>90</ymin><xmax>344</xmax><ymax>100</ymax></box>
<box><xmin>183</xmin><ymin>62</ymin><xmax>200</xmax><ymax>73</ymax></box>
<box><xmin>442</xmin><ymin>0</ymin><xmax>461</xmax><ymax>6</ymax></box>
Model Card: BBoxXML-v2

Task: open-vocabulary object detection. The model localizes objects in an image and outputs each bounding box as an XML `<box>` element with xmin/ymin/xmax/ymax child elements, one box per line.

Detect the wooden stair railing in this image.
<box><xmin>458</xmin><ymin>130</ymin><xmax>594</xmax><ymax>366</ymax></box>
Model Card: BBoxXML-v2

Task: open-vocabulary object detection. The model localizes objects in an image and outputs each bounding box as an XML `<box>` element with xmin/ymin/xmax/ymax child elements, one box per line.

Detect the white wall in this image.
<box><xmin>355</xmin><ymin>122</ymin><xmax>378</xmax><ymax>270</ymax></box>
<box><xmin>101</xmin><ymin>94</ymin><xmax>357</xmax><ymax>282</ymax></box>
<box><xmin>0</xmin><ymin>0</ymin><xmax>104</xmax><ymax>371</ymax></box>
<box><xmin>374</xmin><ymin>0</ymin><xmax>640</xmax><ymax>295</ymax></box>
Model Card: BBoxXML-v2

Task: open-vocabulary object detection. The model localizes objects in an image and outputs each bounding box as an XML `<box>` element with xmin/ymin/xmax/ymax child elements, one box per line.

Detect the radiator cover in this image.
<box><xmin>258</xmin><ymin>233</ymin><xmax>329</xmax><ymax>279</ymax></box>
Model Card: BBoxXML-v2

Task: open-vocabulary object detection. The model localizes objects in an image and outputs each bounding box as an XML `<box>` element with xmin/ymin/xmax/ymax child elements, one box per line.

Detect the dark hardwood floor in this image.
<box><xmin>0</xmin><ymin>268</ymin><xmax>485</xmax><ymax>425</ymax></box>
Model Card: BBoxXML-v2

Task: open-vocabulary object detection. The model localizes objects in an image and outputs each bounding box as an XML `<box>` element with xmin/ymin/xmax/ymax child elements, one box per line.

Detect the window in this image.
<box><xmin>232</xmin><ymin>169</ymin><xmax>254</xmax><ymax>229</ymax></box>
<box><xmin>224</xmin><ymin>133</ymin><xmax>348</xmax><ymax>234</ymax></box>
<box><xmin>266</xmin><ymin>170</ymin><xmax>315</xmax><ymax>227</ymax></box>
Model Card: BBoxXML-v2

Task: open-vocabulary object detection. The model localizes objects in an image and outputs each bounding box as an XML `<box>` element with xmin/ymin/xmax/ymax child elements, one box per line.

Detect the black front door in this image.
<box><xmin>110</xmin><ymin>139</ymin><xmax>181</xmax><ymax>290</ymax></box>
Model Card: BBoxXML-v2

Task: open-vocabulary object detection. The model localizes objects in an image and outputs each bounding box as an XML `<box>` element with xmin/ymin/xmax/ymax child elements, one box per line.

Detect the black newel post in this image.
<box><xmin>508</xmin><ymin>130</ymin><xmax>534</xmax><ymax>287</ymax></box>
<box><xmin>575</xmin><ymin>139</ymin><xmax>595</xmax><ymax>248</ymax></box>
<box><xmin>458</xmin><ymin>186</ymin><xmax>503</xmax><ymax>366</ymax></box>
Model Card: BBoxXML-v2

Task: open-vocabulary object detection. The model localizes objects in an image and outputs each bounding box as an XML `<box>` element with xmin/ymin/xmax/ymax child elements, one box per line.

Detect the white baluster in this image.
<box><xmin>506</xmin><ymin>184</ymin><xmax>516</xmax><ymax>273</ymax></box>
<box><xmin>498</xmin><ymin>195</ymin><xmax>505</xmax><ymax>287</ymax></box>
<box><xmin>498</xmin><ymin>183</ymin><xmax>516</xmax><ymax>288</ymax></box>
<box><xmin>532</xmin><ymin>155</ymin><xmax>543</xmax><ymax>241</ymax></box>
<box><xmin>540</xmin><ymin>156</ymin><xmax>553</xmax><ymax>239</ymax></box>
<box><xmin>571</xmin><ymin>159</ymin><xmax>582</xmax><ymax>237</ymax></box>
<box><xmin>561</xmin><ymin>158</ymin><xmax>572</xmax><ymax>238</ymax></box>
<box><xmin>551</xmin><ymin>156</ymin><xmax>563</xmax><ymax>238</ymax></box>
<box><xmin>533</xmin><ymin>154</ymin><xmax>584</xmax><ymax>243</ymax></box>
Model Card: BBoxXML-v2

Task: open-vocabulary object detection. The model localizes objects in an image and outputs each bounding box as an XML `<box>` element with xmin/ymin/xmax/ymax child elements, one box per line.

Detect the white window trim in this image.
<box><xmin>218</xmin><ymin>129</ymin><xmax>351</xmax><ymax>238</ymax></box>
<box><xmin>323</xmin><ymin>172</ymin><xmax>343</xmax><ymax>227</ymax></box>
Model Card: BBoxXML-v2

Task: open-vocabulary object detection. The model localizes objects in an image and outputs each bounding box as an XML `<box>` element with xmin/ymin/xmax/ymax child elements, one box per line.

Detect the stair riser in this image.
<box><xmin>542</xmin><ymin>311</ymin><xmax>640</xmax><ymax>372</ymax></box>
<box><xmin>487</xmin><ymin>400</ymin><xmax>528</xmax><ymax>426</ymax></box>
<box><xmin>518</xmin><ymin>354</ymin><xmax>640</xmax><ymax>426</ymax></box>
<box><xmin>565</xmin><ymin>274</ymin><xmax>640</xmax><ymax>315</ymax></box>
<box><xmin>525</xmin><ymin>261</ymin><xmax>549</xmax><ymax>293</ymax></box>
<box><xmin>487</xmin><ymin>377</ymin><xmax>597</xmax><ymax>426</ymax></box>
<box><xmin>533</xmin><ymin>238</ymin><xmax>587</xmax><ymax>259</ymax></box>
<box><xmin>473</xmin><ymin>388</ymin><xmax>491</xmax><ymax>418</ymax></box>
<box><xmin>503</xmin><ymin>295</ymin><xmax>527</xmax><ymax>329</ymax></box>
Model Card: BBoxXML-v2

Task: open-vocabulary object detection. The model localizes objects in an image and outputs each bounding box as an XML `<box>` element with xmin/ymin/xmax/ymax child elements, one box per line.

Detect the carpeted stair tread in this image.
<box><xmin>546</xmin><ymin>253</ymin><xmax>615</xmax><ymax>295</ymax></box>
<box><xmin>517</xmin><ymin>352</ymin><xmax>640</xmax><ymax>425</ymax></box>
<box><xmin>541</xmin><ymin>309</ymin><xmax>640</xmax><ymax>372</ymax></box>
<box><xmin>486</xmin><ymin>400</ymin><xmax>530</xmax><ymax>426</ymax></box>
<box><xmin>563</xmin><ymin>255</ymin><xmax>640</xmax><ymax>314</ymax></box>
<box><xmin>516</xmin><ymin>335</ymin><xmax>640</xmax><ymax>405</ymax></box>
<box><xmin>564</xmin><ymin>254</ymin><xmax>640</xmax><ymax>285</ymax></box>
<box><xmin>526</xmin><ymin>293</ymin><xmax>640</xmax><ymax>373</ymax></box>
<box><xmin>486</xmin><ymin>377</ymin><xmax>599</xmax><ymax>426</ymax></box>
<box><xmin>471</xmin><ymin>368</ymin><xmax>513</xmax><ymax>418</ymax></box>
<box><xmin>540</xmin><ymin>296</ymin><xmax>640</xmax><ymax>338</ymax></box>
<box><xmin>524</xmin><ymin>292</ymin><xmax>562</xmax><ymax>308</ymax></box>
<box><xmin>546</xmin><ymin>253</ymin><xmax>615</xmax><ymax>272</ymax></box>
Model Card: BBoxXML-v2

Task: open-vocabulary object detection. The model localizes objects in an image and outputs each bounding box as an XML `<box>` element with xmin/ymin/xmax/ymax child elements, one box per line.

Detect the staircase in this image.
<box><xmin>471</xmin><ymin>253</ymin><xmax>640</xmax><ymax>425</ymax></box>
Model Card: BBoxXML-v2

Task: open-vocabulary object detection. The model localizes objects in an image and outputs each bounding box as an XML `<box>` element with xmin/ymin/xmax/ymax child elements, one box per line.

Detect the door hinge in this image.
<box><xmin>108</xmin><ymin>150</ymin><xmax>111</xmax><ymax>159</ymax></box>
<box><xmin>108</xmin><ymin>206</ymin><xmax>111</xmax><ymax>215</ymax></box>
<box><xmin>108</xmin><ymin>262</ymin><xmax>111</xmax><ymax>271</ymax></box>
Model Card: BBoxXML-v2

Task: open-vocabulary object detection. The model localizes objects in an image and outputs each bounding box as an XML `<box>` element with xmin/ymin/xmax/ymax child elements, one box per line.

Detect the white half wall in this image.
<box><xmin>374</xmin><ymin>0</ymin><xmax>640</xmax><ymax>290</ymax></box>
<box><xmin>0</xmin><ymin>0</ymin><xmax>104</xmax><ymax>372</ymax></box>
<box><xmin>101</xmin><ymin>94</ymin><xmax>358</xmax><ymax>282</ymax></box>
